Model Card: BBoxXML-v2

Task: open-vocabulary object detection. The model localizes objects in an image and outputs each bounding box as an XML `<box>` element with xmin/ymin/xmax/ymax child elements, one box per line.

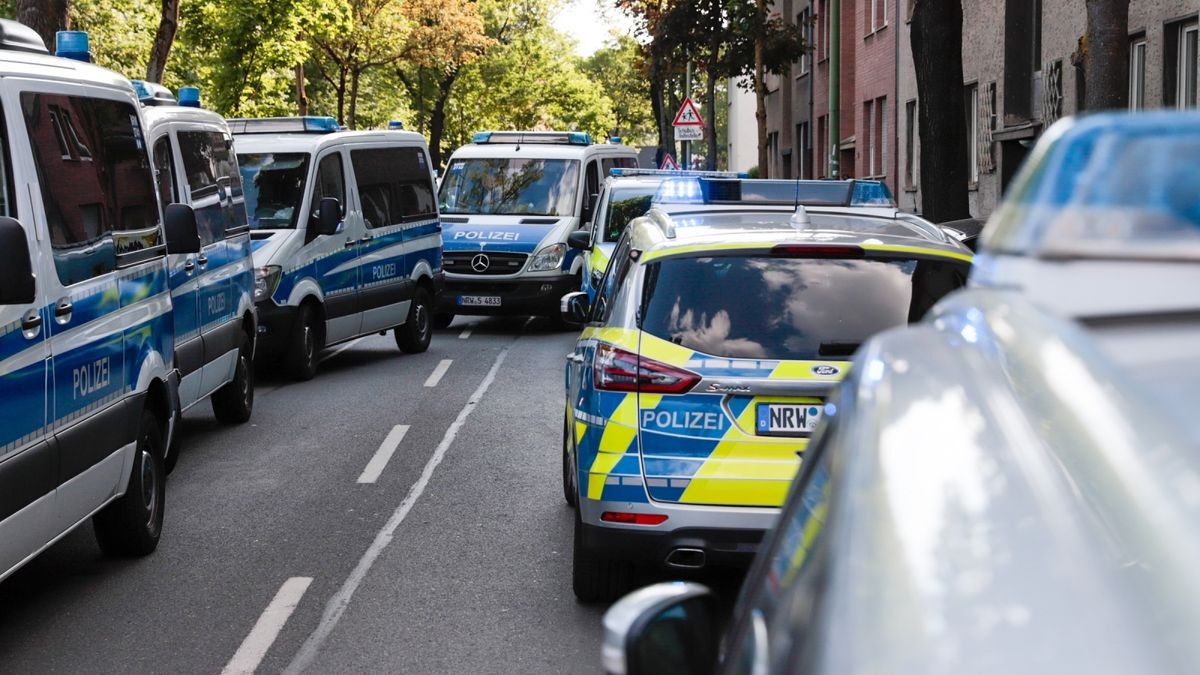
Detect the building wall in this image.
<box><xmin>727</xmin><ymin>78</ymin><xmax>759</xmax><ymax>173</ymax></box>
<box><xmin>852</xmin><ymin>0</ymin><xmax>898</xmax><ymax>194</ymax></box>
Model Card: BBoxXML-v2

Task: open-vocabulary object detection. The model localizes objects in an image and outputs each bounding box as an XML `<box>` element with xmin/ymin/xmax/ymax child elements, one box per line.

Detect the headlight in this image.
<box><xmin>529</xmin><ymin>243</ymin><xmax>567</xmax><ymax>272</ymax></box>
<box><xmin>253</xmin><ymin>265</ymin><xmax>282</xmax><ymax>302</ymax></box>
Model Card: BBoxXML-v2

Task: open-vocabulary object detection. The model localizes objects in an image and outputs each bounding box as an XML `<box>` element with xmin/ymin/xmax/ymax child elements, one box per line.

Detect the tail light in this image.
<box><xmin>593</xmin><ymin>343</ymin><xmax>700</xmax><ymax>394</ymax></box>
<box><xmin>601</xmin><ymin>511</ymin><xmax>668</xmax><ymax>525</ymax></box>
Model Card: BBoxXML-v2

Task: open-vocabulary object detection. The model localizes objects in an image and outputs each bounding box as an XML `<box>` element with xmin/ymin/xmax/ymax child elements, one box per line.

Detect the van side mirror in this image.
<box><xmin>313</xmin><ymin>197</ymin><xmax>342</xmax><ymax>236</ymax></box>
<box><xmin>560</xmin><ymin>291</ymin><xmax>591</xmax><ymax>326</ymax></box>
<box><xmin>0</xmin><ymin>217</ymin><xmax>36</xmax><ymax>305</ymax></box>
<box><xmin>602</xmin><ymin>583</ymin><xmax>718</xmax><ymax>675</ymax></box>
<box><xmin>567</xmin><ymin>230</ymin><xmax>592</xmax><ymax>251</ymax></box>
<box><xmin>163</xmin><ymin>204</ymin><xmax>201</xmax><ymax>254</ymax></box>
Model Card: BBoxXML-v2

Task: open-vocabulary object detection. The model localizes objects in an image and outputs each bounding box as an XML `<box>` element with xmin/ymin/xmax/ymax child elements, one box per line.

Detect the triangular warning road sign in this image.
<box><xmin>672</xmin><ymin>97</ymin><xmax>705</xmax><ymax>127</ymax></box>
<box><xmin>660</xmin><ymin>153</ymin><xmax>680</xmax><ymax>170</ymax></box>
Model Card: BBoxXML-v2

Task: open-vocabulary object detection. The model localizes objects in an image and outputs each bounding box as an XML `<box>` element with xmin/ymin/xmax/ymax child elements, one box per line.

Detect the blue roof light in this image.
<box><xmin>131</xmin><ymin>79</ymin><xmax>151</xmax><ymax>100</ymax></box>
<box><xmin>472</xmin><ymin>131</ymin><xmax>493</xmax><ymax>144</ymax></box>
<box><xmin>302</xmin><ymin>116</ymin><xmax>340</xmax><ymax>133</ymax></box>
<box><xmin>850</xmin><ymin>180</ymin><xmax>894</xmax><ymax>206</ymax></box>
<box><xmin>178</xmin><ymin>86</ymin><xmax>201</xmax><ymax>108</ymax></box>
<box><xmin>388</xmin><ymin>120</ymin><xmax>404</xmax><ymax>130</ymax></box>
<box><xmin>654</xmin><ymin>177</ymin><xmax>705</xmax><ymax>204</ymax></box>
<box><xmin>609</xmin><ymin>136</ymin><xmax>622</xmax><ymax>144</ymax></box>
<box><xmin>567</xmin><ymin>132</ymin><xmax>592</xmax><ymax>145</ymax></box>
<box><xmin>55</xmin><ymin>31</ymin><xmax>91</xmax><ymax>63</ymax></box>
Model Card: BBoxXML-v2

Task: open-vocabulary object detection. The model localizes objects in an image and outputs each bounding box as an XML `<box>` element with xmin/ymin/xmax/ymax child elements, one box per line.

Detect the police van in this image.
<box><xmin>435</xmin><ymin>131</ymin><xmax>638</xmax><ymax>325</ymax></box>
<box><xmin>137</xmin><ymin>82</ymin><xmax>256</xmax><ymax>456</ymax></box>
<box><xmin>231</xmin><ymin>118</ymin><xmax>443</xmax><ymax>380</ymax></box>
<box><xmin>0</xmin><ymin>24</ymin><xmax>203</xmax><ymax>580</ymax></box>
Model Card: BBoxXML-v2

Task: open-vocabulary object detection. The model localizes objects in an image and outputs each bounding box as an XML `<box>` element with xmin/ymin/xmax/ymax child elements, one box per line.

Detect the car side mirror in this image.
<box><xmin>313</xmin><ymin>197</ymin><xmax>342</xmax><ymax>236</ymax></box>
<box><xmin>560</xmin><ymin>291</ymin><xmax>591</xmax><ymax>326</ymax></box>
<box><xmin>0</xmin><ymin>217</ymin><xmax>36</xmax><ymax>305</ymax></box>
<box><xmin>602</xmin><ymin>582</ymin><xmax>718</xmax><ymax>675</ymax></box>
<box><xmin>567</xmin><ymin>230</ymin><xmax>592</xmax><ymax>251</ymax></box>
<box><xmin>163</xmin><ymin>203</ymin><xmax>201</xmax><ymax>254</ymax></box>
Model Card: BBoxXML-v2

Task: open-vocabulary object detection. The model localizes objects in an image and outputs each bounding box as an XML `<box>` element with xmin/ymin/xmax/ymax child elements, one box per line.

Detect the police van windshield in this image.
<box><xmin>439</xmin><ymin>158</ymin><xmax>579</xmax><ymax>217</ymax></box>
<box><xmin>603</xmin><ymin>186</ymin><xmax>657</xmax><ymax>242</ymax></box>
<box><xmin>640</xmin><ymin>255</ymin><xmax>969</xmax><ymax>360</ymax></box>
<box><xmin>238</xmin><ymin>152</ymin><xmax>311</xmax><ymax>229</ymax></box>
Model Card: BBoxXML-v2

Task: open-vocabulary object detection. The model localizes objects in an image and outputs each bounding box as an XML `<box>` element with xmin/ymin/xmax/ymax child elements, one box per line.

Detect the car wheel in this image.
<box><xmin>93</xmin><ymin>409</ymin><xmax>165</xmax><ymax>557</ymax></box>
<box><xmin>563</xmin><ymin>410</ymin><xmax>578</xmax><ymax>507</ymax></box>
<box><xmin>395</xmin><ymin>287</ymin><xmax>433</xmax><ymax>354</ymax></box>
<box><xmin>212</xmin><ymin>331</ymin><xmax>255</xmax><ymax>424</ymax></box>
<box><xmin>433</xmin><ymin>312</ymin><xmax>455</xmax><ymax>329</ymax></box>
<box><xmin>284</xmin><ymin>304</ymin><xmax>320</xmax><ymax>381</ymax></box>
<box><xmin>572</xmin><ymin>509</ymin><xmax>632</xmax><ymax>603</ymax></box>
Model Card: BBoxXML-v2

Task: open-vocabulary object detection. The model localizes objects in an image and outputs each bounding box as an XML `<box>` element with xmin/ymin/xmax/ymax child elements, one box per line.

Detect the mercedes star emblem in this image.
<box><xmin>471</xmin><ymin>253</ymin><xmax>490</xmax><ymax>273</ymax></box>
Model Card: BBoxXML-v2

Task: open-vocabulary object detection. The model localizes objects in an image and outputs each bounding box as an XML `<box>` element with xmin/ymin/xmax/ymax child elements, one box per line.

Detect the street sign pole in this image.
<box><xmin>683</xmin><ymin>60</ymin><xmax>692</xmax><ymax>169</ymax></box>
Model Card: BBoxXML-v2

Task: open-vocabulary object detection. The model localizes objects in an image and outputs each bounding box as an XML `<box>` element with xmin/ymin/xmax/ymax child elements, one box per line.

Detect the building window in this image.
<box><xmin>1128</xmin><ymin>36</ymin><xmax>1147</xmax><ymax>110</ymax></box>
<box><xmin>870</xmin><ymin>0</ymin><xmax>887</xmax><ymax>33</ymax></box>
<box><xmin>817</xmin><ymin>115</ymin><xmax>828</xmax><ymax>177</ymax></box>
<box><xmin>1175</xmin><ymin>21</ymin><xmax>1198</xmax><ymax>108</ymax></box>
<box><xmin>797</xmin><ymin>122</ymin><xmax>810</xmax><ymax>178</ymax></box>
<box><xmin>798</xmin><ymin>9</ymin><xmax>811</xmax><ymax>74</ymax></box>
<box><xmin>965</xmin><ymin>83</ymin><xmax>979</xmax><ymax>185</ymax></box>
<box><xmin>904</xmin><ymin>99</ymin><xmax>916</xmax><ymax>189</ymax></box>
<box><xmin>820</xmin><ymin>0</ymin><xmax>830</xmax><ymax>61</ymax></box>
<box><xmin>981</xmin><ymin>83</ymin><xmax>996</xmax><ymax>173</ymax></box>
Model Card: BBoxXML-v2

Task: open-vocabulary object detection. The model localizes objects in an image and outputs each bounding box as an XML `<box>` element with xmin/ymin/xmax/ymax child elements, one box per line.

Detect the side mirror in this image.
<box><xmin>0</xmin><ymin>217</ymin><xmax>36</xmax><ymax>305</ymax></box>
<box><xmin>567</xmin><ymin>230</ymin><xmax>592</xmax><ymax>251</ymax></box>
<box><xmin>602</xmin><ymin>583</ymin><xmax>718</xmax><ymax>675</ymax></box>
<box><xmin>163</xmin><ymin>203</ymin><xmax>201</xmax><ymax>254</ymax></box>
<box><xmin>560</xmin><ymin>291</ymin><xmax>591</xmax><ymax>326</ymax></box>
<box><xmin>313</xmin><ymin>197</ymin><xmax>342</xmax><ymax>236</ymax></box>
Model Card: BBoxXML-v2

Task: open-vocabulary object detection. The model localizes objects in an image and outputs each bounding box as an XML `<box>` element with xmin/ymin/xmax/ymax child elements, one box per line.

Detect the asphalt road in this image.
<box><xmin>0</xmin><ymin>317</ymin><xmax>745</xmax><ymax>674</ymax></box>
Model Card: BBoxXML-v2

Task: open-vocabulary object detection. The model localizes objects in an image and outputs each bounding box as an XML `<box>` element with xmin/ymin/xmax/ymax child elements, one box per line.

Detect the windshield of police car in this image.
<box><xmin>602</xmin><ymin>186</ymin><xmax>656</xmax><ymax>242</ymax></box>
<box><xmin>238</xmin><ymin>152</ymin><xmax>310</xmax><ymax>229</ymax></box>
<box><xmin>640</xmin><ymin>255</ymin><xmax>969</xmax><ymax>360</ymax></box>
<box><xmin>439</xmin><ymin>158</ymin><xmax>579</xmax><ymax>217</ymax></box>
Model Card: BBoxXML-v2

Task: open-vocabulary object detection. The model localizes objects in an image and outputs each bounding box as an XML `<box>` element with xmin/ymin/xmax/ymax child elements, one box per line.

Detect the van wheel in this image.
<box><xmin>562</xmin><ymin>410</ymin><xmax>578</xmax><ymax>507</ymax></box>
<box><xmin>433</xmin><ymin>312</ymin><xmax>454</xmax><ymax>330</ymax></box>
<box><xmin>93</xmin><ymin>410</ymin><xmax>165</xmax><ymax>557</ymax></box>
<box><xmin>285</xmin><ymin>304</ymin><xmax>320</xmax><ymax>381</ymax></box>
<box><xmin>212</xmin><ymin>332</ymin><xmax>254</xmax><ymax>423</ymax></box>
<box><xmin>573</xmin><ymin>509</ymin><xmax>632</xmax><ymax>603</ymax></box>
<box><xmin>395</xmin><ymin>287</ymin><xmax>433</xmax><ymax>354</ymax></box>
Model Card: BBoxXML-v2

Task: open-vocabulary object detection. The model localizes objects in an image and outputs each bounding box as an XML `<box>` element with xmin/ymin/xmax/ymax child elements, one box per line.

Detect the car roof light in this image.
<box><xmin>470</xmin><ymin>130</ymin><xmax>593</xmax><ymax>146</ymax></box>
<box><xmin>611</xmin><ymin>168</ymin><xmax>748</xmax><ymax>179</ymax></box>
<box><xmin>227</xmin><ymin>116</ymin><xmax>341</xmax><ymax>135</ymax></box>
<box><xmin>609</xmin><ymin>136</ymin><xmax>622</xmax><ymax>144</ymax></box>
<box><xmin>55</xmin><ymin>30</ymin><xmax>90</xmax><ymax>63</ymax></box>
<box><xmin>177</xmin><ymin>86</ymin><xmax>202</xmax><ymax>108</ymax></box>
<box><xmin>653</xmin><ymin>177</ymin><xmax>705</xmax><ymax>204</ymax></box>
<box><xmin>0</xmin><ymin>20</ymin><xmax>49</xmax><ymax>55</ymax></box>
<box><xmin>387</xmin><ymin>120</ymin><xmax>404</xmax><ymax>130</ymax></box>
<box><xmin>850</xmin><ymin>180</ymin><xmax>895</xmax><ymax>206</ymax></box>
<box><xmin>131</xmin><ymin>79</ymin><xmax>178</xmax><ymax>106</ymax></box>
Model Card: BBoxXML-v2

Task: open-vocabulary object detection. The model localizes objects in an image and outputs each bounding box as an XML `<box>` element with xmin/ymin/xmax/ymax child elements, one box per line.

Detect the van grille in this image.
<box><xmin>444</xmin><ymin>251</ymin><xmax>527</xmax><ymax>275</ymax></box>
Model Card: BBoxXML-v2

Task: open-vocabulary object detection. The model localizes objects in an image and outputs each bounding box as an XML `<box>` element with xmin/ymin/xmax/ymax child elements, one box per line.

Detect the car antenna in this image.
<box><xmin>791</xmin><ymin>173</ymin><xmax>810</xmax><ymax>230</ymax></box>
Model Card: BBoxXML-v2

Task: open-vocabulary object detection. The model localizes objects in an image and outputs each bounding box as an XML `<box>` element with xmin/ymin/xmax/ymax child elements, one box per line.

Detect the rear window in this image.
<box><xmin>640</xmin><ymin>255</ymin><xmax>969</xmax><ymax>360</ymax></box>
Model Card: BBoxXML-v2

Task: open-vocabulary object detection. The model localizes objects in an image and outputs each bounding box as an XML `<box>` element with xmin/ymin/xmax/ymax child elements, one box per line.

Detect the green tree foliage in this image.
<box><xmin>580</xmin><ymin>35</ymin><xmax>655</xmax><ymax>145</ymax></box>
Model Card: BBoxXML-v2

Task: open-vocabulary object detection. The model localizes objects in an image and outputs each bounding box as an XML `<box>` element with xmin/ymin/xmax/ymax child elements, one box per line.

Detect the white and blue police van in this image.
<box><xmin>136</xmin><ymin>82</ymin><xmax>257</xmax><ymax>461</ymax></box>
<box><xmin>0</xmin><ymin>24</ymin><xmax>204</xmax><ymax>580</ymax></box>
<box><xmin>434</xmin><ymin>131</ymin><xmax>638</xmax><ymax>325</ymax></box>
<box><xmin>231</xmin><ymin>117</ymin><xmax>443</xmax><ymax>380</ymax></box>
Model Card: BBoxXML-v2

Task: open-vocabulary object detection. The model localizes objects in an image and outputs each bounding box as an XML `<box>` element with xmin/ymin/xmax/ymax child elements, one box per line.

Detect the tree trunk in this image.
<box><xmin>650</xmin><ymin>60</ymin><xmax>675</xmax><ymax>167</ymax></box>
<box><xmin>429</xmin><ymin>72</ymin><xmax>458</xmax><ymax>169</ymax></box>
<box><xmin>347</xmin><ymin>69</ymin><xmax>361</xmax><ymax>130</ymax></box>
<box><xmin>1082</xmin><ymin>0</ymin><xmax>1131</xmax><ymax>110</ymax></box>
<box><xmin>145</xmin><ymin>0</ymin><xmax>180</xmax><ymax>82</ymax></box>
<box><xmin>295</xmin><ymin>63</ymin><xmax>308</xmax><ymax>116</ymax></box>
<box><xmin>910</xmin><ymin>0</ymin><xmax>970</xmax><ymax>222</ymax></box>
<box><xmin>705</xmin><ymin>64</ymin><xmax>718</xmax><ymax>170</ymax></box>
<box><xmin>336</xmin><ymin>67</ymin><xmax>347</xmax><ymax>126</ymax></box>
<box><xmin>754</xmin><ymin>0</ymin><xmax>768</xmax><ymax>177</ymax></box>
<box><xmin>17</xmin><ymin>0</ymin><xmax>70</xmax><ymax>52</ymax></box>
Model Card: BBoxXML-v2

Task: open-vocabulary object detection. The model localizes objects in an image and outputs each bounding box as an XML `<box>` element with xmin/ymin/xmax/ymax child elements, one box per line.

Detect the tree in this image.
<box><xmin>580</xmin><ymin>36</ymin><xmax>656</xmax><ymax>145</ymax></box>
<box><xmin>1078</xmin><ymin>0</ymin><xmax>1131</xmax><ymax>110</ymax></box>
<box><xmin>308</xmin><ymin>0</ymin><xmax>408</xmax><ymax>128</ymax></box>
<box><xmin>16</xmin><ymin>0</ymin><xmax>69</xmax><ymax>51</ymax></box>
<box><xmin>145</xmin><ymin>0</ymin><xmax>179</xmax><ymax>83</ymax></box>
<box><xmin>910</xmin><ymin>0</ymin><xmax>970</xmax><ymax>222</ymax></box>
<box><xmin>614</xmin><ymin>0</ymin><xmax>678</xmax><ymax>167</ymax></box>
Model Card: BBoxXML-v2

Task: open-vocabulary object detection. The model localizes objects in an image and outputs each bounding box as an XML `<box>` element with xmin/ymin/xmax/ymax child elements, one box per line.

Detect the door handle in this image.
<box><xmin>197</xmin><ymin>254</ymin><xmax>209</xmax><ymax>267</ymax></box>
<box><xmin>358</xmin><ymin>235</ymin><xmax>373</xmax><ymax>245</ymax></box>
<box><xmin>53</xmin><ymin>298</ymin><xmax>72</xmax><ymax>322</ymax></box>
<box><xmin>184</xmin><ymin>259</ymin><xmax>196</xmax><ymax>273</ymax></box>
<box><xmin>20</xmin><ymin>309</ymin><xmax>42</xmax><ymax>335</ymax></box>
<box><xmin>344</xmin><ymin>238</ymin><xmax>357</xmax><ymax>249</ymax></box>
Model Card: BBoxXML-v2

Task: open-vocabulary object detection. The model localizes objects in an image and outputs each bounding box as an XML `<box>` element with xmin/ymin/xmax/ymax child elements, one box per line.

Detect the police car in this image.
<box><xmin>137</xmin><ymin>82</ymin><xmax>257</xmax><ymax>463</ymax></box>
<box><xmin>559</xmin><ymin>179</ymin><xmax>973</xmax><ymax>601</ymax></box>
<box><xmin>435</xmin><ymin>131</ymin><xmax>638</xmax><ymax>325</ymax></box>
<box><xmin>231</xmin><ymin>117</ymin><xmax>444</xmax><ymax>380</ymax></box>
<box><xmin>0</xmin><ymin>24</ymin><xmax>203</xmax><ymax>580</ymax></box>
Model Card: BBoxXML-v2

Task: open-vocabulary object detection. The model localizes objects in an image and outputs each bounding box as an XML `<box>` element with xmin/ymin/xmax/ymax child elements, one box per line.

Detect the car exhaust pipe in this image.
<box><xmin>665</xmin><ymin>548</ymin><xmax>706</xmax><ymax>569</ymax></box>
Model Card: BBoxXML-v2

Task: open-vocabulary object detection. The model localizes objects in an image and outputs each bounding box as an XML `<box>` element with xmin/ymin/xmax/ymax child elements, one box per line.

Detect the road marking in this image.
<box><xmin>284</xmin><ymin>346</ymin><xmax>511</xmax><ymax>675</ymax></box>
<box><xmin>222</xmin><ymin>576</ymin><xmax>313</xmax><ymax>675</ymax></box>
<box><xmin>320</xmin><ymin>337</ymin><xmax>364</xmax><ymax>363</ymax></box>
<box><xmin>458</xmin><ymin>328</ymin><xmax>472</xmax><ymax>339</ymax></box>
<box><xmin>357</xmin><ymin>424</ymin><xmax>409</xmax><ymax>484</ymax></box>
<box><xmin>424</xmin><ymin>359</ymin><xmax>453</xmax><ymax>387</ymax></box>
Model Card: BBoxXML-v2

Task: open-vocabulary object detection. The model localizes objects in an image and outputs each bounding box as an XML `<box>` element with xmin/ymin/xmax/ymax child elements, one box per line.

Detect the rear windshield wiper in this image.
<box><xmin>818</xmin><ymin>341</ymin><xmax>861</xmax><ymax>357</ymax></box>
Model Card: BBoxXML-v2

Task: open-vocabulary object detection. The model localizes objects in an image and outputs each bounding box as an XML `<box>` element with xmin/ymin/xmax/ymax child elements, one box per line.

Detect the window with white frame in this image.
<box><xmin>904</xmin><ymin>99</ymin><xmax>916</xmax><ymax>189</ymax></box>
<box><xmin>965</xmin><ymin>83</ymin><xmax>979</xmax><ymax>185</ymax></box>
<box><xmin>871</xmin><ymin>0</ymin><xmax>887</xmax><ymax>33</ymax></box>
<box><xmin>875</xmin><ymin>96</ymin><xmax>887</xmax><ymax>177</ymax></box>
<box><xmin>798</xmin><ymin>9</ymin><xmax>810</xmax><ymax>74</ymax></box>
<box><xmin>1177</xmin><ymin>22</ymin><xmax>1198</xmax><ymax>108</ymax></box>
<box><xmin>1129</xmin><ymin>36</ymin><xmax>1146</xmax><ymax>110</ymax></box>
<box><xmin>864</xmin><ymin>100</ymin><xmax>875</xmax><ymax>176</ymax></box>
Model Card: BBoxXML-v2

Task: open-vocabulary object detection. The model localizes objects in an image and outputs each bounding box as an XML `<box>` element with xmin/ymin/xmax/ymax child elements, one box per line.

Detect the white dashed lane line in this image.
<box><xmin>222</xmin><ymin>576</ymin><xmax>313</xmax><ymax>675</ymax></box>
<box><xmin>357</xmin><ymin>424</ymin><xmax>409</xmax><ymax>485</ymax></box>
<box><xmin>423</xmin><ymin>359</ymin><xmax>453</xmax><ymax>388</ymax></box>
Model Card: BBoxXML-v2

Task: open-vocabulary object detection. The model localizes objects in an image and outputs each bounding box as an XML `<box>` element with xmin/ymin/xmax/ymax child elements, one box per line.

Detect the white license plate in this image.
<box><xmin>458</xmin><ymin>295</ymin><xmax>501</xmax><ymax>307</ymax></box>
<box><xmin>755</xmin><ymin>403</ymin><xmax>823</xmax><ymax>436</ymax></box>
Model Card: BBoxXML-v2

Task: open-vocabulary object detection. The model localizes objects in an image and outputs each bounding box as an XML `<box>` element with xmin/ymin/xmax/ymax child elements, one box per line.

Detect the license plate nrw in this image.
<box><xmin>458</xmin><ymin>295</ymin><xmax>501</xmax><ymax>307</ymax></box>
<box><xmin>755</xmin><ymin>403</ymin><xmax>823</xmax><ymax>436</ymax></box>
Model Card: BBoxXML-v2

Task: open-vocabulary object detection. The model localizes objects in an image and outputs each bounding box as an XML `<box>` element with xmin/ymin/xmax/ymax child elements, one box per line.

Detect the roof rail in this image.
<box><xmin>471</xmin><ymin>131</ymin><xmax>592</xmax><ymax>146</ymax></box>
<box><xmin>227</xmin><ymin>116</ymin><xmax>341</xmax><ymax>135</ymax></box>
<box><xmin>0</xmin><ymin>20</ymin><xmax>48</xmax><ymax>55</ymax></box>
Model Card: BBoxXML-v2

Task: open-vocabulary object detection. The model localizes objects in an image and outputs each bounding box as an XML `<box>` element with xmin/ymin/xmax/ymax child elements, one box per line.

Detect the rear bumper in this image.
<box><xmin>436</xmin><ymin>273</ymin><xmax>577</xmax><ymax>317</ymax></box>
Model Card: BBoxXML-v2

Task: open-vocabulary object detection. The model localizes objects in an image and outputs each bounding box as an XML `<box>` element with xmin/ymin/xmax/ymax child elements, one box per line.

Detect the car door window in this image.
<box><xmin>350</xmin><ymin>147</ymin><xmax>436</xmax><ymax>229</ymax></box>
<box><xmin>313</xmin><ymin>152</ymin><xmax>346</xmax><ymax>217</ymax></box>
<box><xmin>592</xmin><ymin>231</ymin><xmax>635</xmax><ymax>323</ymax></box>
<box><xmin>179</xmin><ymin>130</ymin><xmax>242</xmax><ymax>244</ymax></box>
<box><xmin>152</xmin><ymin>136</ymin><xmax>177</xmax><ymax>215</ymax></box>
<box><xmin>22</xmin><ymin>92</ymin><xmax>160</xmax><ymax>285</ymax></box>
<box><xmin>583</xmin><ymin>160</ymin><xmax>600</xmax><ymax>219</ymax></box>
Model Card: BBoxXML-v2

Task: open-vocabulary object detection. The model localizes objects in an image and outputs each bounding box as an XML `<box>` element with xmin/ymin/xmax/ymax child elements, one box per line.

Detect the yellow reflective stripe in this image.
<box><xmin>768</xmin><ymin>361</ymin><xmax>851</xmax><ymax>380</ymax></box>
<box><xmin>638</xmin><ymin>333</ymin><xmax>694</xmax><ymax>368</ymax></box>
<box><xmin>587</xmin><ymin>394</ymin><xmax>638</xmax><ymax>500</ymax></box>
<box><xmin>861</xmin><ymin>243</ymin><xmax>974</xmax><ymax>263</ymax></box>
<box><xmin>639</xmin><ymin>242</ymin><xmax>973</xmax><ymax>263</ymax></box>
<box><xmin>592</xmin><ymin>246</ymin><xmax>611</xmax><ymax>274</ymax></box>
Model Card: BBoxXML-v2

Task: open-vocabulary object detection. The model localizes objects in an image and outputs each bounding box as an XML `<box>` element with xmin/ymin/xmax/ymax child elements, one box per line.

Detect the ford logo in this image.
<box><xmin>812</xmin><ymin>365</ymin><xmax>840</xmax><ymax>376</ymax></box>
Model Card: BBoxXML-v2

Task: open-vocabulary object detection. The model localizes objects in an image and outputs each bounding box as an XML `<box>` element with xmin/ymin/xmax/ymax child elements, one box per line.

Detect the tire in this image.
<box><xmin>395</xmin><ymin>287</ymin><xmax>433</xmax><ymax>354</ymax></box>
<box><xmin>284</xmin><ymin>304</ymin><xmax>320</xmax><ymax>381</ymax></box>
<box><xmin>433</xmin><ymin>312</ymin><xmax>455</xmax><ymax>330</ymax></box>
<box><xmin>212</xmin><ymin>331</ymin><xmax>255</xmax><ymax>424</ymax></box>
<box><xmin>572</xmin><ymin>509</ymin><xmax>632</xmax><ymax>603</ymax></box>
<box><xmin>562</xmin><ymin>410</ymin><xmax>578</xmax><ymax>507</ymax></box>
<box><xmin>93</xmin><ymin>410</ymin><xmax>166</xmax><ymax>557</ymax></box>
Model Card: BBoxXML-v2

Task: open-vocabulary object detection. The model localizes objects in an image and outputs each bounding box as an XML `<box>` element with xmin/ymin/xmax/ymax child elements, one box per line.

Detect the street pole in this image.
<box><xmin>829</xmin><ymin>0</ymin><xmax>841</xmax><ymax>179</ymax></box>
<box><xmin>684</xmin><ymin>60</ymin><xmax>693</xmax><ymax>168</ymax></box>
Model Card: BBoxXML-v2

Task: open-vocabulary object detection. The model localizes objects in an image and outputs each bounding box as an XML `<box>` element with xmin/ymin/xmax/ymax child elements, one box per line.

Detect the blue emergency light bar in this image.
<box><xmin>226</xmin><ymin>116</ymin><xmax>341</xmax><ymax>135</ymax></box>
<box><xmin>178</xmin><ymin>86</ymin><xmax>201</xmax><ymax>108</ymax></box>
<box><xmin>653</xmin><ymin>178</ymin><xmax>896</xmax><ymax>208</ymax></box>
<box><xmin>388</xmin><ymin>120</ymin><xmax>404</xmax><ymax>130</ymax></box>
<box><xmin>610</xmin><ymin>168</ymin><xmax>749</xmax><ymax>179</ymax></box>
<box><xmin>471</xmin><ymin>131</ymin><xmax>593</xmax><ymax>146</ymax></box>
<box><xmin>55</xmin><ymin>31</ymin><xmax>90</xmax><ymax>63</ymax></box>
<box><xmin>132</xmin><ymin>79</ymin><xmax>177</xmax><ymax>106</ymax></box>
